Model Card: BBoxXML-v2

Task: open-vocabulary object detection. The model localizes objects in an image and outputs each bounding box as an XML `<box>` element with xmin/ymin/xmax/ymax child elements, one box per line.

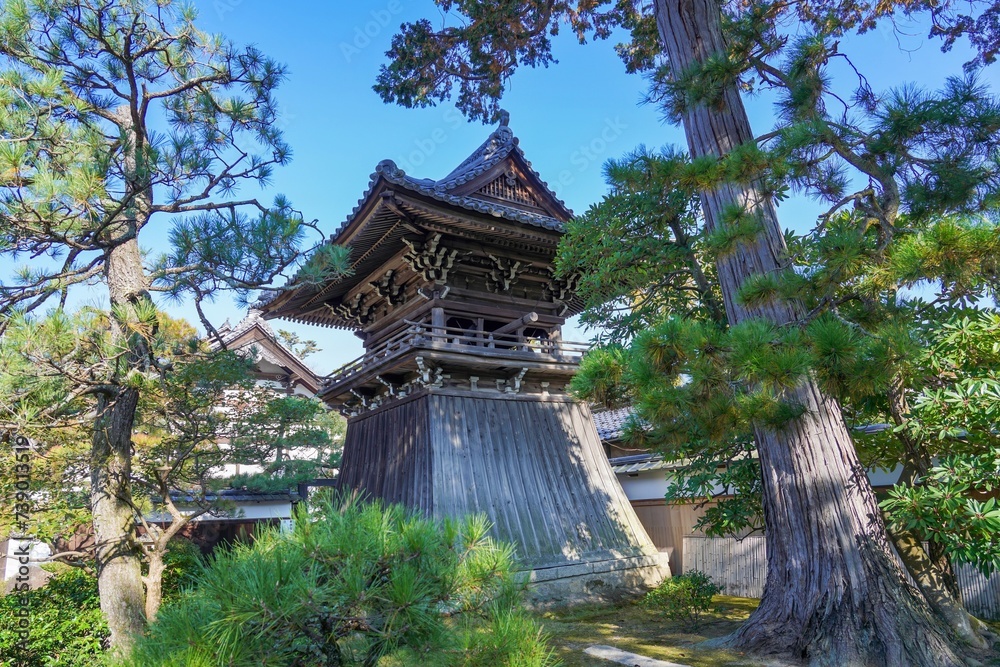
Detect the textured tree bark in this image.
<box><xmin>91</xmin><ymin>236</ymin><xmax>153</xmax><ymax>651</ymax></box>
<box><xmin>91</xmin><ymin>386</ymin><xmax>146</xmax><ymax>652</ymax></box>
<box><xmin>653</xmin><ymin>0</ymin><xmax>972</xmax><ymax>663</ymax></box>
<box><xmin>887</xmin><ymin>522</ymin><xmax>988</xmax><ymax>649</ymax></box>
<box><xmin>143</xmin><ymin>551</ymin><xmax>166</xmax><ymax>622</ymax></box>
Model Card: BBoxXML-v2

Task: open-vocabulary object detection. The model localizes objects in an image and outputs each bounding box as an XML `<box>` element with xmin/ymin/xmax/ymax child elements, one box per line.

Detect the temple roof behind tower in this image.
<box><xmin>260</xmin><ymin>115</ymin><xmax>581</xmax><ymax>329</ymax></box>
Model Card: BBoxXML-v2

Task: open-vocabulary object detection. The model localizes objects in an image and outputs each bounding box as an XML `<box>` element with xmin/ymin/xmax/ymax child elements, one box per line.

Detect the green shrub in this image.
<box><xmin>0</xmin><ymin>568</ymin><xmax>108</xmax><ymax>667</ymax></box>
<box><xmin>159</xmin><ymin>536</ymin><xmax>204</xmax><ymax>604</ymax></box>
<box><xmin>641</xmin><ymin>570</ymin><xmax>722</xmax><ymax>629</ymax></box>
<box><xmin>127</xmin><ymin>496</ymin><xmax>558</xmax><ymax>667</ymax></box>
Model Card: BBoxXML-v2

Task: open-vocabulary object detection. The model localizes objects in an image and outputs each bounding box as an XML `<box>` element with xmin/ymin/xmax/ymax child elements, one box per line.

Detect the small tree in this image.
<box><xmin>228</xmin><ymin>390</ymin><xmax>343</xmax><ymax>469</ymax></box>
<box><xmin>0</xmin><ymin>310</ymin><xmax>340</xmax><ymax>625</ymax></box>
<box><xmin>555</xmin><ymin>146</ymin><xmax>723</xmax><ymax>342</ymax></box>
<box><xmin>128</xmin><ymin>496</ymin><xmax>558</xmax><ymax>667</ymax></box>
<box><xmin>642</xmin><ymin>570</ymin><xmax>723</xmax><ymax>630</ymax></box>
<box><xmin>276</xmin><ymin>329</ymin><xmax>320</xmax><ymax>359</ymax></box>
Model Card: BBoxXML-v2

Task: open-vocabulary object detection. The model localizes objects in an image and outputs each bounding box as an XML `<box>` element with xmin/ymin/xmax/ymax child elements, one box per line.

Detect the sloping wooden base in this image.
<box><xmin>337</xmin><ymin>389</ymin><xmax>669</xmax><ymax>603</ymax></box>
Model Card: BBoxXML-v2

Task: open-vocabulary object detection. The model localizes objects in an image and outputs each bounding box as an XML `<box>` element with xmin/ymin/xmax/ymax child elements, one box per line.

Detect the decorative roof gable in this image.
<box><xmin>423</xmin><ymin>110</ymin><xmax>573</xmax><ymax>222</ymax></box>
<box><xmin>473</xmin><ymin>171</ymin><xmax>540</xmax><ymax>209</ymax></box>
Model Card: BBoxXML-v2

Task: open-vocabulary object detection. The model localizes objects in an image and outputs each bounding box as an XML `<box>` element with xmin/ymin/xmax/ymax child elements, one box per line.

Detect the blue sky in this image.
<box><xmin>35</xmin><ymin>2</ymin><xmax>995</xmax><ymax>375</ymax></box>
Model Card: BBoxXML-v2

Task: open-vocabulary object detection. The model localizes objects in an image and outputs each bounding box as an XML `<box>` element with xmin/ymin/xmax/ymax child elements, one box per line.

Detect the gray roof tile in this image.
<box><xmin>592</xmin><ymin>406</ymin><xmax>636</xmax><ymax>442</ymax></box>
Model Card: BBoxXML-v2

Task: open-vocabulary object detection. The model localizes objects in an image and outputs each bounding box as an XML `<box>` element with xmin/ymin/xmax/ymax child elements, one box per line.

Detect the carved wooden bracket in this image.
<box><xmin>369</xmin><ymin>269</ymin><xmax>406</xmax><ymax>306</ymax></box>
<box><xmin>544</xmin><ymin>270</ymin><xmax>581</xmax><ymax>316</ymax></box>
<box><xmin>486</xmin><ymin>254</ymin><xmax>525</xmax><ymax>293</ymax></box>
<box><xmin>414</xmin><ymin>356</ymin><xmax>449</xmax><ymax>389</ymax></box>
<box><xmin>403</xmin><ymin>233</ymin><xmax>458</xmax><ymax>285</ymax></box>
<box><xmin>332</xmin><ymin>292</ymin><xmax>376</xmax><ymax>326</ymax></box>
<box><xmin>496</xmin><ymin>368</ymin><xmax>528</xmax><ymax>394</ymax></box>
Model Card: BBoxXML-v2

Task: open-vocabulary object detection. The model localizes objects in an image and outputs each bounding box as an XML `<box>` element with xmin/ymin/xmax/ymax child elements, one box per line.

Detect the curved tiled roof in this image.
<box><xmin>329</xmin><ymin>113</ymin><xmax>572</xmax><ymax>242</ymax></box>
<box><xmin>211</xmin><ymin>309</ymin><xmax>322</xmax><ymax>392</ymax></box>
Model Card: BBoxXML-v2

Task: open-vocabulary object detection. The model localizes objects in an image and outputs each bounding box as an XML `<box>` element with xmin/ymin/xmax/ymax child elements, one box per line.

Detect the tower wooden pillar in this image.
<box><xmin>262</xmin><ymin>117</ymin><xmax>668</xmax><ymax>603</ymax></box>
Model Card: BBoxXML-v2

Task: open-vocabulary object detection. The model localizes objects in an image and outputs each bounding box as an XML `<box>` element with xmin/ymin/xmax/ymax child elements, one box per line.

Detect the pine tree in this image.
<box><xmin>0</xmin><ymin>0</ymin><xmax>346</xmax><ymax>650</ymax></box>
<box><xmin>555</xmin><ymin>147</ymin><xmax>724</xmax><ymax>341</ymax></box>
<box><xmin>127</xmin><ymin>496</ymin><xmax>558</xmax><ymax>667</ymax></box>
<box><xmin>566</xmin><ymin>30</ymin><xmax>1000</xmax><ymax>648</ymax></box>
<box><xmin>374</xmin><ymin>1</ymin><xmax>999</xmax><ymax>663</ymax></box>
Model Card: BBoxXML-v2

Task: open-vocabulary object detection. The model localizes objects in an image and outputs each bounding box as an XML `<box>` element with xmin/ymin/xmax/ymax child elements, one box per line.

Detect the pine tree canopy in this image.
<box><xmin>0</xmin><ymin>0</ymin><xmax>347</xmax><ymax>325</ymax></box>
<box><xmin>0</xmin><ymin>2</ymin><xmax>350</xmax><ymax>647</ymax></box>
<box><xmin>373</xmin><ymin>0</ymin><xmax>1000</xmax><ymax>123</ymax></box>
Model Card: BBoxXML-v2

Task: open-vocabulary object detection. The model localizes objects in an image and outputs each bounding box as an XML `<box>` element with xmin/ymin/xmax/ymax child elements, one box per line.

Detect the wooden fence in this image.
<box><xmin>682</xmin><ymin>535</ymin><xmax>767</xmax><ymax>598</ymax></box>
<box><xmin>683</xmin><ymin>535</ymin><xmax>1000</xmax><ymax>620</ymax></box>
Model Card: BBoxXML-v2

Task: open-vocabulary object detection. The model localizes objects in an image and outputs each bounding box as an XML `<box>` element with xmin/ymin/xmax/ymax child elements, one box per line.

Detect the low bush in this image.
<box><xmin>127</xmin><ymin>496</ymin><xmax>558</xmax><ymax>667</ymax></box>
<box><xmin>0</xmin><ymin>567</ymin><xmax>108</xmax><ymax>667</ymax></box>
<box><xmin>641</xmin><ymin>570</ymin><xmax>722</xmax><ymax>629</ymax></box>
<box><xmin>159</xmin><ymin>536</ymin><xmax>204</xmax><ymax>603</ymax></box>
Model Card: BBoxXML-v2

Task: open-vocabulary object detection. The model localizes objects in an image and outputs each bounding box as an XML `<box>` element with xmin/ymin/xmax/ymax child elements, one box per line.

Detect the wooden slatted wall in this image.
<box><xmin>956</xmin><ymin>564</ymin><xmax>1000</xmax><ymax>620</ymax></box>
<box><xmin>429</xmin><ymin>394</ymin><xmax>656</xmax><ymax>569</ymax></box>
<box><xmin>631</xmin><ymin>501</ymin><xmax>709</xmax><ymax>576</ymax></box>
<box><xmin>337</xmin><ymin>396</ymin><xmax>433</xmax><ymax>513</ymax></box>
<box><xmin>683</xmin><ymin>535</ymin><xmax>767</xmax><ymax>599</ymax></box>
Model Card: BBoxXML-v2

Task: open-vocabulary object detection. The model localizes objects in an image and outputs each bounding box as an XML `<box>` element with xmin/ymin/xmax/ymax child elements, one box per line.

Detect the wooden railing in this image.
<box><xmin>323</xmin><ymin>321</ymin><xmax>589</xmax><ymax>388</ymax></box>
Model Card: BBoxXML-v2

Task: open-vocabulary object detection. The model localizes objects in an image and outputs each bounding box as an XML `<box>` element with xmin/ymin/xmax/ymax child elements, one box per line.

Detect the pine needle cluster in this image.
<box><xmin>126</xmin><ymin>496</ymin><xmax>558</xmax><ymax>667</ymax></box>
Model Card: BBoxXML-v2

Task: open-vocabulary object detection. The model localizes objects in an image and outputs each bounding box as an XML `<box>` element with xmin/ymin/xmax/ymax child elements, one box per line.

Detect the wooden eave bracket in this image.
<box><xmin>496</xmin><ymin>367</ymin><xmax>529</xmax><ymax>394</ymax></box>
<box><xmin>415</xmin><ymin>356</ymin><xmax>449</xmax><ymax>389</ymax></box>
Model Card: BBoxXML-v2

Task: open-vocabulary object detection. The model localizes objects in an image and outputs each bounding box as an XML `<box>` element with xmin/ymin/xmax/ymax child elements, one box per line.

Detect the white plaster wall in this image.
<box><xmin>145</xmin><ymin>500</ymin><xmax>293</xmax><ymax>523</ymax></box>
<box><xmin>617</xmin><ymin>464</ymin><xmax>907</xmax><ymax>502</ymax></box>
<box><xmin>868</xmin><ymin>464</ymin><xmax>903</xmax><ymax>487</ymax></box>
<box><xmin>3</xmin><ymin>539</ymin><xmax>51</xmax><ymax>583</ymax></box>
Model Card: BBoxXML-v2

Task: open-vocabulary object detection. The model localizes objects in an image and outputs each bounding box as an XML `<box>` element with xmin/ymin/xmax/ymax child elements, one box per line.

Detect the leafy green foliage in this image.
<box><xmin>0</xmin><ymin>568</ymin><xmax>108</xmax><ymax>667</ymax></box>
<box><xmin>159</xmin><ymin>537</ymin><xmax>205</xmax><ymax>605</ymax></box>
<box><xmin>127</xmin><ymin>497</ymin><xmax>558</xmax><ymax>667</ymax></box>
<box><xmin>570</xmin><ymin>345</ymin><xmax>630</xmax><ymax>409</ymax></box>
<box><xmin>642</xmin><ymin>571</ymin><xmax>723</xmax><ymax>630</ymax></box>
<box><xmin>1</xmin><ymin>0</ymin><xmax>347</xmax><ymax>645</ymax></box>
<box><xmin>0</xmin><ymin>307</ymin><xmax>344</xmax><ymax>626</ymax></box>
<box><xmin>905</xmin><ymin>312</ymin><xmax>1000</xmax><ymax>448</ymax></box>
<box><xmin>873</xmin><ymin>313</ymin><xmax>1000</xmax><ymax>574</ymax></box>
<box><xmin>881</xmin><ymin>451</ymin><xmax>1000</xmax><ymax>577</ymax></box>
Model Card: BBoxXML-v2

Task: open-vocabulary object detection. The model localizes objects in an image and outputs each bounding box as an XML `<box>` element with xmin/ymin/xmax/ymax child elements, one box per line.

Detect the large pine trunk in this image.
<box><xmin>652</xmin><ymin>1</ymin><xmax>972</xmax><ymax>663</ymax></box>
<box><xmin>91</xmin><ymin>236</ymin><xmax>151</xmax><ymax>652</ymax></box>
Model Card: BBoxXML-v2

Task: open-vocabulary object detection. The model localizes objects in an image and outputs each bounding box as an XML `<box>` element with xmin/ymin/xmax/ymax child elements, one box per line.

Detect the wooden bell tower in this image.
<box><xmin>262</xmin><ymin>115</ymin><xmax>667</xmax><ymax>602</ymax></box>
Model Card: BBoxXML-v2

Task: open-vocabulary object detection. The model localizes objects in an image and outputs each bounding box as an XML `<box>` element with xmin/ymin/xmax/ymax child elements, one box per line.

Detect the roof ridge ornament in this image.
<box><xmin>491</xmin><ymin>109</ymin><xmax>514</xmax><ymax>147</ymax></box>
<box><xmin>376</xmin><ymin>158</ymin><xmax>404</xmax><ymax>179</ymax></box>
